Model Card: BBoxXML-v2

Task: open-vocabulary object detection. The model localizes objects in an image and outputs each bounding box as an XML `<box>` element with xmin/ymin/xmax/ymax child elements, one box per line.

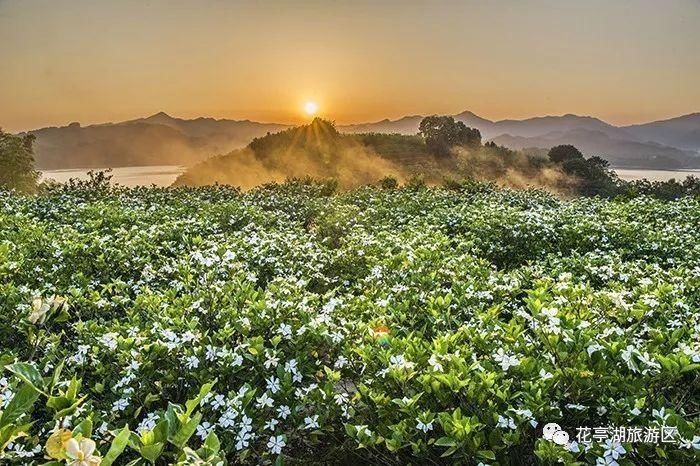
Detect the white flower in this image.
<box><xmin>277</xmin><ymin>323</ymin><xmax>292</xmax><ymax>338</ymax></box>
<box><xmin>587</xmin><ymin>343</ymin><xmax>603</xmax><ymax>357</ymax></box>
<box><xmin>264</xmin><ymin>353</ymin><xmax>280</xmax><ymax>369</ymax></box>
<box><xmin>304</xmin><ymin>415</ymin><xmax>319</xmax><ymax>430</ymax></box>
<box><xmin>185</xmin><ymin>355</ymin><xmax>199</xmax><ymax>369</ymax></box>
<box><xmin>277</xmin><ymin>405</ymin><xmax>291</xmax><ymax>419</ymax></box>
<box><xmin>497</xmin><ymin>415</ymin><xmax>516</xmax><ymax>430</ymax></box>
<box><xmin>205</xmin><ymin>345</ymin><xmax>220</xmax><ymax>361</ymax></box>
<box><xmin>428</xmin><ymin>354</ymin><xmax>443</xmax><ymax>371</ymax></box>
<box><xmin>267</xmin><ymin>434</ymin><xmax>286</xmax><ymax>454</ymax></box>
<box><xmin>99</xmin><ymin>333</ymin><xmax>118</xmax><ymax>351</ymax></box>
<box><xmin>493</xmin><ymin>348</ymin><xmax>520</xmax><ymax>371</ymax></box>
<box><xmin>256</xmin><ymin>393</ymin><xmax>275</xmax><ymax>409</ymax></box>
<box><xmin>65</xmin><ymin>438</ymin><xmax>101</xmax><ymax>466</ymax></box>
<box><xmin>264</xmin><ymin>418</ymin><xmax>279</xmax><ymax>431</ymax></box>
<box><xmin>603</xmin><ymin>440</ymin><xmax>625</xmax><ymax>460</ymax></box>
<box><xmin>539</xmin><ymin>368</ymin><xmax>553</xmax><ymax>380</ymax></box>
<box><xmin>679</xmin><ymin>435</ymin><xmax>700</xmax><ymax>450</ymax></box>
<box><xmin>235</xmin><ymin>430</ymin><xmax>252</xmax><ymax>451</ymax></box>
<box><xmin>211</xmin><ymin>394</ymin><xmax>226</xmax><ymax>410</ymax></box>
<box><xmin>239</xmin><ymin>415</ymin><xmax>253</xmax><ymax>432</ymax></box>
<box><xmin>137</xmin><ymin>412</ymin><xmax>159</xmax><ymax>434</ymax></box>
<box><xmin>652</xmin><ymin>407</ymin><xmax>670</xmax><ymax>421</ymax></box>
<box><xmin>284</xmin><ymin>359</ymin><xmax>298</xmax><ymax>374</ymax></box>
<box><xmin>416</xmin><ymin>419</ymin><xmax>433</xmax><ymax>433</ymax></box>
<box><xmin>196</xmin><ymin>421</ymin><xmax>214</xmax><ymax>440</ymax></box>
<box><xmin>596</xmin><ymin>456</ymin><xmax>619</xmax><ymax>466</ymax></box>
<box><xmin>266</xmin><ymin>376</ymin><xmax>281</xmax><ymax>394</ymax></box>
<box><xmin>334</xmin><ymin>355</ymin><xmax>348</xmax><ymax>369</ymax></box>
<box><xmin>218</xmin><ymin>407</ymin><xmax>238</xmax><ymax>428</ymax></box>
<box><xmin>112</xmin><ymin>398</ymin><xmax>129</xmax><ymax>412</ymax></box>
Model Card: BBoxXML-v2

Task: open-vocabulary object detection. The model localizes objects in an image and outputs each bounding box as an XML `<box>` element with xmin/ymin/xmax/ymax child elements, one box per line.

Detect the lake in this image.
<box><xmin>39</xmin><ymin>166</ymin><xmax>700</xmax><ymax>187</ymax></box>
<box><xmin>614</xmin><ymin>168</ymin><xmax>700</xmax><ymax>182</ymax></box>
<box><xmin>40</xmin><ymin>165</ymin><xmax>186</xmax><ymax>187</ymax></box>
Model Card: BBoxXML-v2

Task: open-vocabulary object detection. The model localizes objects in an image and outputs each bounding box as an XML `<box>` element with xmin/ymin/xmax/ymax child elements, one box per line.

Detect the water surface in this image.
<box><xmin>39</xmin><ymin>165</ymin><xmax>700</xmax><ymax>187</ymax></box>
<box><xmin>40</xmin><ymin>165</ymin><xmax>185</xmax><ymax>187</ymax></box>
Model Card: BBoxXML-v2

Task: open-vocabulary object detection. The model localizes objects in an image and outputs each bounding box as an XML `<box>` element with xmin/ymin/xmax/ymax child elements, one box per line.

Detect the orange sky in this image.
<box><xmin>1</xmin><ymin>0</ymin><xmax>699</xmax><ymax>132</ymax></box>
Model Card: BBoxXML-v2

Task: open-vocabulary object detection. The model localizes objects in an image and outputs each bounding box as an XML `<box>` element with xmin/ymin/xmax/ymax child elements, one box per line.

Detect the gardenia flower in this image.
<box><xmin>112</xmin><ymin>398</ymin><xmax>129</xmax><ymax>412</ymax></box>
<box><xmin>497</xmin><ymin>415</ymin><xmax>516</xmax><ymax>430</ymax></box>
<box><xmin>493</xmin><ymin>349</ymin><xmax>520</xmax><ymax>371</ymax></box>
<box><xmin>137</xmin><ymin>412</ymin><xmax>159</xmax><ymax>434</ymax></box>
<box><xmin>211</xmin><ymin>394</ymin><xmax>226</xmax><ymax>410</ymax></box>
<box><xmin>277</xmin><ymin>323</ymin><xmax>292</xmax><ymax>338</ymax></box>
<box><xmin>266</xmin><ymin>376</ymin><xmax>281</xmax><ymax>394</ymax></box>
<box><xmin>235</xmin><ymin>430</ymin><xmax>252</xmax><ymax>451</ymax></box>
<box><xmin>428</xmin><ymin>354</ymin><xmax>443</xmax><ymax>372</ymax></box>
<box><xmin>603</xmin><ymin>440</ymin><xmax>625</xmax><ymax>460</ymax></box>
<box><xmin>334</xmin><ymin>355</ymin><xmax>348</xmax><ymax>369</ymax></box>
<box><xmin>231</xmin><ymin>353</ymin><xmax>244</xmax><ymax>367</ymax></box>
<box><xmin>679</xmin><ymin>435</ymin><xmax>700</xmax><ymax>450</ymax></box>
<box><xmin>267</xmin><ymin>435</ymin><xmax>286</xmax><ymax>454</ymax></box>
<box><xmin>256</xmin><ymin>393</ymin><xmax>274</xmax><ymax>408</ymax></box>
<box><xmin>416</xmin><ymin>419</ymin><xmax>433</xmax><ymax>433</ymax></box>
<box><xmin>304</xmin><ymin>415</ymin><xmax>319</xmax><ymax>430</ymax></box>
<box><xmin>98</xmin><ymin>333</ymin><xmax>118</xmax><ymax>351</ymax></box>
<box><xmin>284</xmin><ymin>359</ymin><xmax>298</xmax><ymax>374</ymax></box>
<box><xmin>652</xmin><ymin>407</ymin><xmax>670</xmax><ymax>421</ymax></box>
<box><xmin>596</xmin><ymin>456</ymin><xmax>619</xmax><ymax>466</ymax></box>
<box><xmin>218</xmin><ymin>407</ymin><xmax>238</xmax><ymax>428</ymax></box>
<box><xmin>264</xmin><ymin>418</ymin><xmax>279</xmax><ymax>431</ymax></box>
<box><xmin>64</xmin><ymin>438</ymin><xmax>101</xmax><ymax>466</ymax></box>
<box><xmin>264</xmin><ymin>353</ymin><xmax>280</xmax><ymax>369</ymax></box>
<box><xmin>277</xmin><ymin>405</ymin><xmax>291</xmax><ymax>419</ymax></box>
<box><xmin>196</xmin><ymin>421</ymin><xmax>214</xmax><ymax>440</ymax></box>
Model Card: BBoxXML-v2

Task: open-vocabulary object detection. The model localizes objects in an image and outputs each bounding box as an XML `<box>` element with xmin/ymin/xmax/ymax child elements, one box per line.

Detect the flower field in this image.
<box><xmin>1</xmin><ymin>181</ymin><xmax>699</xmax><ymax>465</ymax></box>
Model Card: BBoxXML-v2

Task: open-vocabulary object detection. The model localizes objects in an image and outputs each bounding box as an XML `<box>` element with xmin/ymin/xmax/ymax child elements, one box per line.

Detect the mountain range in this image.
<box><xmin>25</xmin><ymin>110</ymin><xmax>700</xmax><ymax>170</ymax></box>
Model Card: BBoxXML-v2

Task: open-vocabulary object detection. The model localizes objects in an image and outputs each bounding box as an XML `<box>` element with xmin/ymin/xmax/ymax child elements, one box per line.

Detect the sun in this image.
<box><xmin>304</xmin><ymin>101</ymin><xmax>318</xmax><ymax>116</ymax></box>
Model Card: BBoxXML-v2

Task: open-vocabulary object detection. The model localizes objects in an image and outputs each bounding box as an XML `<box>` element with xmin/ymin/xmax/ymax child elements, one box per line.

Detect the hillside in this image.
<box><xmin>492</xmin><ymin>129</ymin><xmax>699</xmax><ymax>169</ymax></box>
<box><xmin>174</xmin><ymin>119</ymin><xmax>587</xmax><ymax>194</ymax></box>
<box><xmin>623</xmin><ymin>113</ymin><xmax>700</xmax><ymax>151</ymax></box>
<box><xmin>173</xmin><ymin>119</ymin><xmax>420</xmax><ymax>189</ymax></box>
<box><xmin>26</xmin><ymin>113</ymin><xmax>288</xmax><ymax>169</ymax></box>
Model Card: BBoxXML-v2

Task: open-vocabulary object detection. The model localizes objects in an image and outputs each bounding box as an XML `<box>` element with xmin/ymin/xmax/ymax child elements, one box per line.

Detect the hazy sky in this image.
<box><xmin>1</xmin><ymin>0</ymin><xmax>699</xmax><ymax>132</ymax></box>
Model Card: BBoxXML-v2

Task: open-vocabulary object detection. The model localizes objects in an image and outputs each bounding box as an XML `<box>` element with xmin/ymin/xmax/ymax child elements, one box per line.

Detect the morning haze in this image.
<box><xmin>1</xmin><ymin>0</ymin><xmax>699</xmax><ymax>132</ymax></box>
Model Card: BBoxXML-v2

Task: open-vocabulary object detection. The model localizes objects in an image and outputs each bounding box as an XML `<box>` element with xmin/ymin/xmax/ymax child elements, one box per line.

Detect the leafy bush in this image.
<box><xmin>0</xmin><ymin>182</ymin><xmax>698</xmax><ymax>465</ymax></box>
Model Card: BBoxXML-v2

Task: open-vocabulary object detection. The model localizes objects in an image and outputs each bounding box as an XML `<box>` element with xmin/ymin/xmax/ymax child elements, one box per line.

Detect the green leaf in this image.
<box><xmin>73</xmin><ymin>417</ymin><xmax>93</xmax><ymax>438</ymax></box>
<box><xmin>50</xmin><ymin>360</ymin><xmax>65</xmax><ymax>390</ymax></box>
<box><xmin>680</xmin><ymin>363</ymin><xmax>700</xmax><ymax>373</ymax></box>
<box><xmin>102</xmin><ymin>425</ymin><xmax>131</xmax><ymax>466</ymax></box>
<box><xmin>185</xmin><ymin>382</ymin><xmax>214</xmax><ymax>418</ymax></box>
<box><xmin>171</xmin><ymin>412</ymin><xmax>202</xmax><ymax>449</ymax></box>
<box><xmin>203</xmin><ymin>431</ymin><xmax>221</xmax><ymax>455</ymax></box>
<box><xmin>0</xmin><ymin>384</ymin><xmax>39</xmax><ymax>429</ymax></box>
<box><xmin>434</xmin><ymin>436</ymin><xmax>457</xmax><ymax>447</ymax></box>
<box><xmin>6</xmin><ymin>363</ymin><xmax>45</xmax><ymax>393</ymax></box>
<box><xmin>140</xmin><ymin>442</ymin><xmax>165</xmax><ymax>464</ymax></box>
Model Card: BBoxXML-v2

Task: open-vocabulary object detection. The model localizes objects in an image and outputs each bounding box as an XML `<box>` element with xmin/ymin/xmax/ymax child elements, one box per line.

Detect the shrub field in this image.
<box><xmin>0</xmin><ymin>181</ymin><xmax>698</xmax><ymax>465</ymax></box>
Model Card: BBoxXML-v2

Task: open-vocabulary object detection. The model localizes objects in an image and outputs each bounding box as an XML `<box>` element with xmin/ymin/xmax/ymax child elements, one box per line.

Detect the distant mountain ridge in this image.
<box><xmin>339</xmin><ymin>111</ymin><xmax>700</xmax><ymax>169</ymax></box>
<box><xmin>24</xmin><ymin>110</ymin><xmax>700</xmax><ymax>169</ymax></box>
<box><xmin>27</xmin><ymin>113</ymin><xmax>288</xmax><ymax>169</ymax></box>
